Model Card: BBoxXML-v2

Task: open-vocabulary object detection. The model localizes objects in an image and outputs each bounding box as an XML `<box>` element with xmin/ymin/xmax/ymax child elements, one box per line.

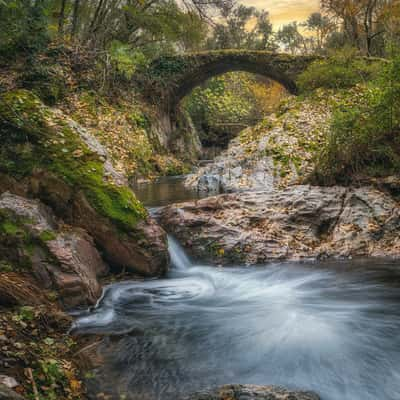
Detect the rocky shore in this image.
<box><xmin>159</xmin><ymin>185</ymin><xmax>400</xmax><ymax>264</ymax></box>
<box><xmin>185</xmin><ymin>385</ymin><xmax>320</xmax><ymax>400</ymax></box>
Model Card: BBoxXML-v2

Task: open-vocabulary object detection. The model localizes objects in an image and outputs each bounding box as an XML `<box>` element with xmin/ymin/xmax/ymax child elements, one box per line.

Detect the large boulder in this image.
<box><xmin>184</xmin><ymin>384</ymin><xmax>319</xmax><ymax>400</ymax></box>
<box><xmin>158</xmin><ymin>185</ymin><xmax>400</xmax><ymax>264</ymax></box>
<box><xmin>0</xmin><ymin>192</ymin><xmax>107</xmax><ymax>308</ymax></box>
<box><xmin>0</xmin><ymin>90</ymin><xmax>168</xmax><ymax>276</ymax></box>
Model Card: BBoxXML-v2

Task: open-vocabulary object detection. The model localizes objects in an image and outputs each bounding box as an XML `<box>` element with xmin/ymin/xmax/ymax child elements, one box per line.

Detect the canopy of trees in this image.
<box><xmin>1</xmin><ymin>0</ymin><xmax>399</xmax><ymax>66</ymax></box>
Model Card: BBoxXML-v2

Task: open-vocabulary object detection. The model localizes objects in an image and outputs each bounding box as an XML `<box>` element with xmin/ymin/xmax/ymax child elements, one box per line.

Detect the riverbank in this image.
<box><xmin>158</xmin><ymin>183</ymin><xmax>400</xmax><ymax>264</ymax></box>
<box><xmin>0</xmin><ymin>87</ymin><xmax>169</xmax><ymax>399</ymax></box>
<box><xmin>0</xmin><ymin>295</ymin><xmax>85</xmax><ymax>400</ymax></box>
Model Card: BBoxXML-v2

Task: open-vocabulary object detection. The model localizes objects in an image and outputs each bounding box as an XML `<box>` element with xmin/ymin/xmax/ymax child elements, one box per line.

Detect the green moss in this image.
<box><xmin>39</xmin><ymin>230</ymin><xmax>57</xmax><ymax>242</ymax></box>
<box><xmin>0</xmin><ymin>212</ymin><xmax>35</xmax><ymax>270</ymax></box>
<box><xmin>1</xmin><ymin>220</ymin><xmax>23</xmax><ymax>236</ymax></box>
<box><xmin>0</xmin><ymin>261</ymin><xmax>13</xmax><ymax>272</ymax></box>
<box><xmin>0</xmin><ymin>89</ymin><xmax>147</xmax><ymax>232</ymax></box>
<box><xmin>1</xmin><ymin>87</ymin><xmax>54</xmax><ymax>136</ymax></box>
<box><xmin>52</xmin><ymin>158</ymin><xmax>146</xmax><ymax>231</ymax></box>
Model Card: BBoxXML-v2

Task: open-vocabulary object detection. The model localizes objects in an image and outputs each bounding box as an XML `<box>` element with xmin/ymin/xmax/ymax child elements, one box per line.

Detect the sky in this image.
<box><xmin>241</xmin><ymin>0</ymin><xmax>320</xmax><ymax>28</ymax></box>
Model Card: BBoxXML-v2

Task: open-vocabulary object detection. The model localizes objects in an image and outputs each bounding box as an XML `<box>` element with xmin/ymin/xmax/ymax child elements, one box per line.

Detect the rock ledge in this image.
<box><xmin>184</xmin><ymin>384</ymin><xmax>320</xmax><ymax>400</ymax></box>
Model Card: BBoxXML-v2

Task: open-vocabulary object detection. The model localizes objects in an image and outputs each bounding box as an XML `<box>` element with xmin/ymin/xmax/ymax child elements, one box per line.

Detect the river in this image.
<box><xmin>73</xmin><ymin>177</ymin><xmax>400</xmax><ymax>400</ymax></box>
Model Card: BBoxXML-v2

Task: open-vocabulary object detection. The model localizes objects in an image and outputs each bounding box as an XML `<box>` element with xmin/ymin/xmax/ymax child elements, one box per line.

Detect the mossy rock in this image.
<box><xmin>0</xmin><ymin>89</ymin><xmax>146</xmax><ymax>232</ymax></box>
<box><xmin>17</xmin><ymin>65</ymin><xmax>66</xmax><ymax>106</ymax></box>
<box><xmin>0</xmin><ymin>209</ymin><xmax>39</xmax><ymax>271</ymax></box>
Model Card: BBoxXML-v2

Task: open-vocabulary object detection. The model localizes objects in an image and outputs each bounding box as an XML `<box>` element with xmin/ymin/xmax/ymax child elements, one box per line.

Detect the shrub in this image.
<box><xmin>312</xmin><ymin>54</ymin><xmax>400</xmax><ymax>184</ymax></box>
<box><xmin>108</xmin><ymin>41</ymin><xmax>149</xmax><ymax>80</ymax></box>
<box><xmin>0</xmin><ymin>0</ymin><xmax>50</xmax><ymax>62</ymax></box>
<box><xmin>18</xmin><ymin>64</ymin><xmax>66</xmax><ymax>106</ymax></box>
<box><xmin>297</xmin><ymin>48</ymin><xmax>381</xmax><ymax>92</ymax></box>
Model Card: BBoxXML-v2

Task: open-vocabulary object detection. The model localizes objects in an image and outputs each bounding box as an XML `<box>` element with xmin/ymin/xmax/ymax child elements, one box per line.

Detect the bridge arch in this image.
<box><xmin>146</xmin><ymin>51</ymin><xmax>317</xmax><ymax>115</ymax></box>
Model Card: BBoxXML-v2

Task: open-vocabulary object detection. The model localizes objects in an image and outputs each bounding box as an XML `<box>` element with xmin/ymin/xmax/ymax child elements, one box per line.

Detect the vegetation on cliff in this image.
<box><xmin>188</xmin><ymin>49</ymin><xmax>400</xmax><ymax>192</ymax></box>
<box><xmin>305</xmin><ymin>52</ymin><xmax>400</xmax><ymax>184</ymax></box>
<box><xmin>0</xmin><ymin>89</ymin><xmax>146</xmax><ymax>231</ymax></box>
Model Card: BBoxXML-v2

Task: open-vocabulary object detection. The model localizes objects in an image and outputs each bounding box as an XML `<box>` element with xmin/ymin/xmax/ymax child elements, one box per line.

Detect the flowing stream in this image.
<box><xmin>74</xmin><ymin>178</ymin><xmax>400</xmax><ymax>400</ymax></box>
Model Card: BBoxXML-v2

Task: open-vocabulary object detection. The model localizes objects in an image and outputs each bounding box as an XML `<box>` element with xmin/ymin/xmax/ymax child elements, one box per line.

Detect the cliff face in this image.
<box><xmin>0</xmin><ymin>90</ymin><xmax>169</xmax><ymax>284</ymax></box>
<box><xmin>0</xmin><ymin>66</ymin><xmax>175</xmax><ymax>399</ymax></box>
<box><xmin>185</xmin><ymin>92</ymin><xmax>331</xmax><ymax>193</ymax></box>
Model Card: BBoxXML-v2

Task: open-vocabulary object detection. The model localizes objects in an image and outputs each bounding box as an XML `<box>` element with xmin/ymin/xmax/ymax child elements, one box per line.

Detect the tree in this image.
<box><xmin>276</xmin><ymin>22</ymin><xmax>306</xmax><ymax>54</ymax></box>
<box><xmin>71</xmin><ymin>0</ymin><xmax>80</xmax><ymax>38</ymax></box>
<box><xmin>255</xmin><ymin>10</ymin><xmax>275</xmax><ymax>50</ymax></box>
<box><xmin>57</xmin><ymin>0</ymin><xmax>67</xmax><ymax>36</ymax></box>
<box><xmin>320</xmin><ymin>0</ymin><xmax>391</xmax><ymax>55</ymax></box>
<box><xmin>304</xmin><ymin>12</ymin><xmax>334</xmax><ymax>52</ymax></box>
<box><xmin>207</xmin><ymin>5</ymin><xmax>275</xmax><ymax>50</ymax></box>
<box><xmin>0</xmin><ymin>0</ymin><xmax>50</xmax><ymax>57</ymax></box>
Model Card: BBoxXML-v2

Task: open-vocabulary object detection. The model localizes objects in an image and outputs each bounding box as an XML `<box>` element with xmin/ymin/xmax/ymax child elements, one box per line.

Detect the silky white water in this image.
<box><xmin>73</xmin><ymin>236</ymin><xmax>400</xmax><ymax>400</ymax></box>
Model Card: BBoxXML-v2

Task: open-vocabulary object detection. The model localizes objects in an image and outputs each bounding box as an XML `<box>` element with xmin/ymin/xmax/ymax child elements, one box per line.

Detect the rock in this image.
<box><xmin>59</xmin><ymin>111</ymin><xmax>128</xmax><ymax>187</ymax></box>
<box><xmin>0</xmin><ymin>192</ymin><xmax>107</xmax><ymax>307</ymax></box>
<box><xmin>70</xmin><ymin>190</ymin><xmax>168</xmax><ymax>277</ymax></box>
<box><xmin>0</xmin><ymin>191</ymin><xmax>57</xmax><ymax>234</ymax></box>
<box><xmin>158</xmin><ymin>185</ymin><xmax>400</xmax><ymax>264</ymax></box>
<box><xmin>46</xmin><ymin>228</ymin><xmax>108</xmax><ymax>308</ymax></box>
<box><xmin>0</xmin><ymin>90</ymin><xmax>169</xmax><ymax>277</ymax></box>
<box><xmin>373</xmin><ymin>175</ymin><xmax>400</xmax><ymax>199</ymax></box>
<box><xmin>0</xmin><ymin>375</ymin><xmax>18</xmax><ymax>389</ymax></box>
<box><xmin>184</xmin><ymin>384</ymin><xmax>320</xmax><ymax>400</ymax></box>
<box><xmin>186</xmin><ymin>96</ymin><xmax>330</xmax><ymax>193</ymax></box>
<box><xmin>0</xmin><ymin>384</ymin><xmax>26</xmax><ymax>400</ymax></box>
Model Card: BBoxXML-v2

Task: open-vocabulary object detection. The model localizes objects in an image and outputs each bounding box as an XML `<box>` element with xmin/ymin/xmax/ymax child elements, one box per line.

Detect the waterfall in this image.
<box><xmin>168</xmin><ymin>235</ymin><xmax>192</xmax><ymax>270</ymax></box>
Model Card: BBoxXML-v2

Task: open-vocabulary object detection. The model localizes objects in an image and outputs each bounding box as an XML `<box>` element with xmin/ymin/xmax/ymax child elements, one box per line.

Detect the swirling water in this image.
<box><xmin>73</xmin><ymin>237</ymin><xmax>400</xmax><ymax>400</ymax></box>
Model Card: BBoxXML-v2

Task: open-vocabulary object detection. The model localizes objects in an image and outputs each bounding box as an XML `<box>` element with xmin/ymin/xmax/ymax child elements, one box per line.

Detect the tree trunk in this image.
<box><xmin>88</xmin><ymin>0</ymin><xmax>105</xmax><ymax>34</ymax></box>
<box><xmin>71</xmin><ymin>0</ymin><xmax>81</xmax><ymax>38</ymax></box>
<box><xmin>58</xmin><ymin>0</ymin><xmax>67</xmax><ymax>36</ymax></box>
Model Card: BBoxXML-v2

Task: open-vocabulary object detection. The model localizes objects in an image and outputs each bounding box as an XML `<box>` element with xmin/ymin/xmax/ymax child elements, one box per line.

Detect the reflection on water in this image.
<box><xmin>73</xmin><ymin>237</ymin><xmax>400</xmax><ymax>400</ymax></box>
<box><xmin>131</xmin><ymin>176</ymin><xmax>210</xmax><ymax>207</ymax></box>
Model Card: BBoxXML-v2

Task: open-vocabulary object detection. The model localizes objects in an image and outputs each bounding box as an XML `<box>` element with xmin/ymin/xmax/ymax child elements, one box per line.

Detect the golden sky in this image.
<box><xmin>241</xmin><ymin>0</ymin><xmax>320</xmax><ymax>28</ymax></box>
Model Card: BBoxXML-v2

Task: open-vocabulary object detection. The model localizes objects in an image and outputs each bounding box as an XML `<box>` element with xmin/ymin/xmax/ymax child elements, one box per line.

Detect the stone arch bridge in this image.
<box><xmin>144</xmin><ymin>50</ymin><xmax>317</xmax><ymax>116</ymax></box>
<box><xmin>141</xmin><ymin>50</ymin><xmax>317</xmax><ymax>159</ymax></box>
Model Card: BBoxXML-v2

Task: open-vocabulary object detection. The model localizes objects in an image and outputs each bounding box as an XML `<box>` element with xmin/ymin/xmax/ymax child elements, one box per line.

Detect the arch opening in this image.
<box><xmin>170</xmin><ymin>58</ymin><xmax>298</xmax><ymax>113</ymax></box>
<box><xmin>180</xmin><ymin>71</ymin><xmax>289</xmax><ymax>159</ymax></box>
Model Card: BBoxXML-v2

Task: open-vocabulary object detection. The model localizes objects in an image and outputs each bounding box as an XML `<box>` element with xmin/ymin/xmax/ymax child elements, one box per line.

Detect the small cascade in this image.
<box><xmin>168</xmin><ymin>235</ymin><xmax>192</xmax><ymax>270</ymax></box>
